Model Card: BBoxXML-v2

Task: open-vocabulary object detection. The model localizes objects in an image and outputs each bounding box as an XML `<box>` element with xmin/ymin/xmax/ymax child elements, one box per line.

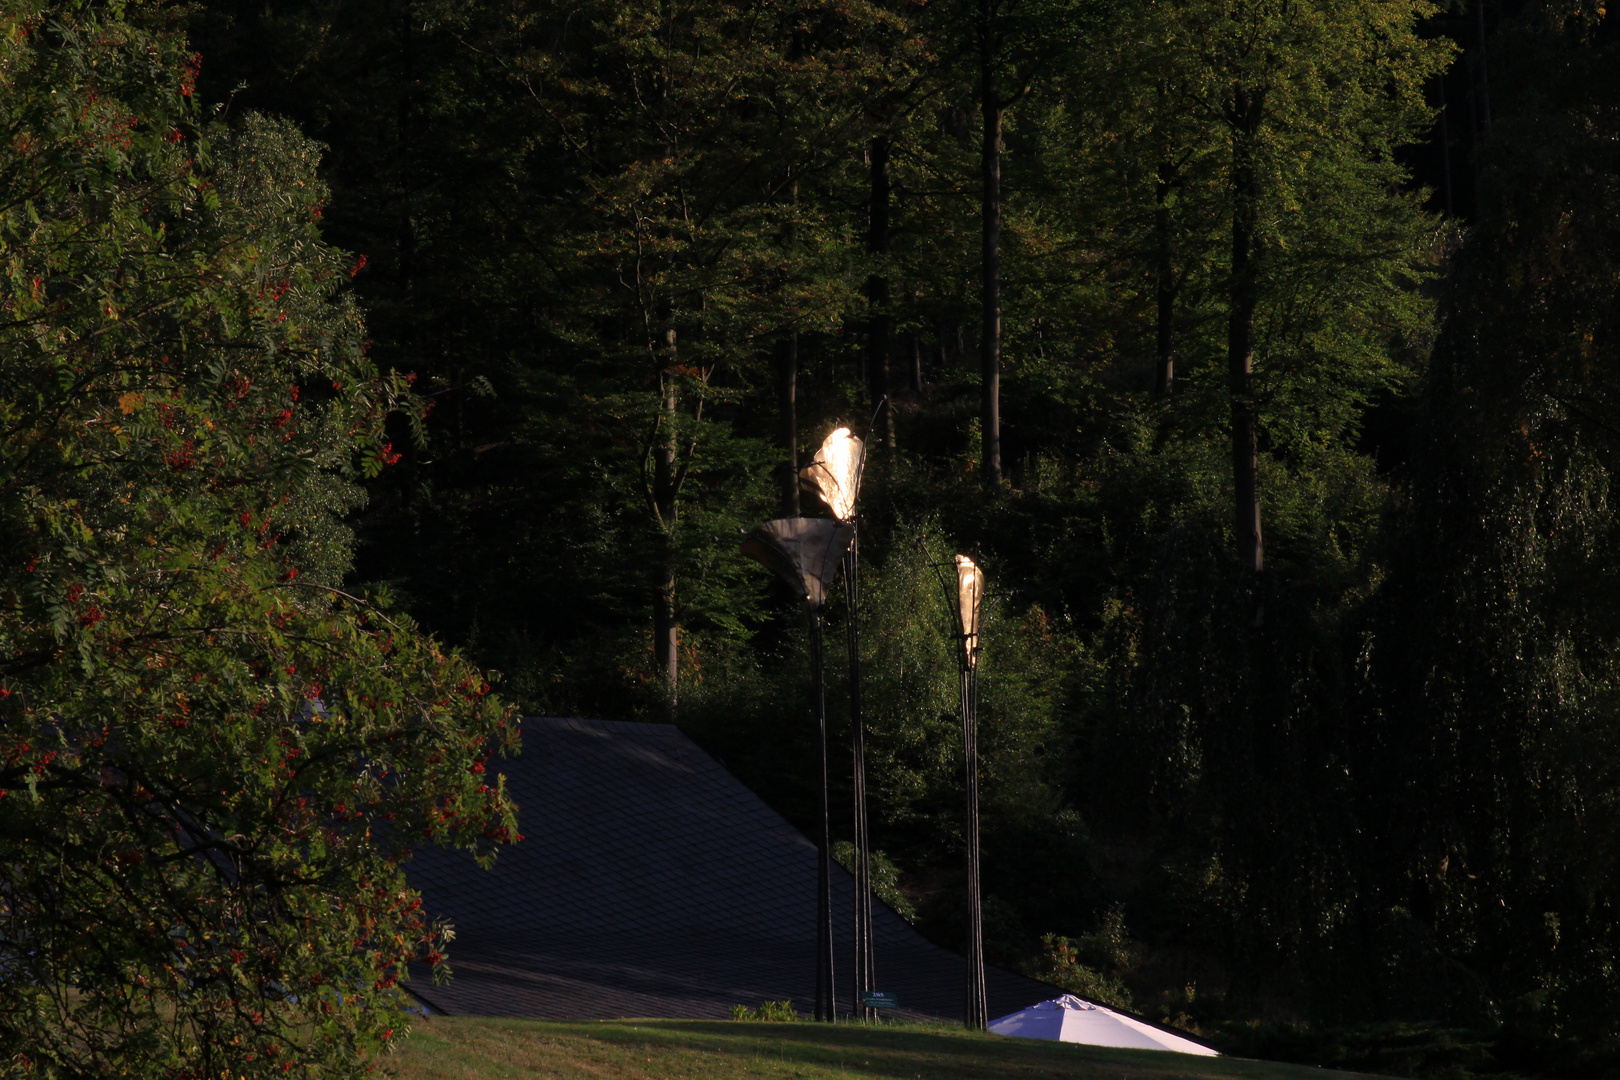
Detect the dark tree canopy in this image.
<box><xmin>0</xmin><ymin>3</ymin><xmax>515</xmax><ymax>1075</ymax></box>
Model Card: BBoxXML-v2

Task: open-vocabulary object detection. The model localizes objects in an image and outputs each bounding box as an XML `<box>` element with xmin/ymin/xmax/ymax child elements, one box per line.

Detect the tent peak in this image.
<box><xmin>1029</xmin><ymin>994</ymin><xmax>1096</xmax><ymax>1011</ymax></box>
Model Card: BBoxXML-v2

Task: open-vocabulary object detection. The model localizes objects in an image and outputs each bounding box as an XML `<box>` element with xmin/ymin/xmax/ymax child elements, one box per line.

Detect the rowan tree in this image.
<box><xmin>0</xmin><ymin>3</ymin><xmax>516</xmax><ymax>1076</ymax></box>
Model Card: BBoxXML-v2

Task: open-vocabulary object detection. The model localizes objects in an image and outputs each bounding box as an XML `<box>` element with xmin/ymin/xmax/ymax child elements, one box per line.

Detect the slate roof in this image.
<box><xmin>404</xmin><ymin>716</ymin><xmax>1058</xmax><ymax>1021</ymax></box>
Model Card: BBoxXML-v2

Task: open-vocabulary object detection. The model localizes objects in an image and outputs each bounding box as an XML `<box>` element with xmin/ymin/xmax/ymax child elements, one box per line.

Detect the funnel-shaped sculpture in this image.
<box><xmin>800</xmin><ymin>427</ymin><xmax>865</xmax><ymax>523</ymax></box>
<box><xmin>741</xmin><ymin>518</ymin><xmax>855</xmax><ymax>611</ymax></box>
<box><xmin>956</xmin><ymin>555</ymin><xmax>984</xmax><ymax>669</ymax></box>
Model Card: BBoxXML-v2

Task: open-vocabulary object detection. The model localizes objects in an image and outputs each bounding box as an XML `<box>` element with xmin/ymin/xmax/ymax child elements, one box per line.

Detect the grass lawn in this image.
<box><xmin>390</xmin><ymin>1018</ymin><xmax>1392</xmax><ymax>1080</ymax></box>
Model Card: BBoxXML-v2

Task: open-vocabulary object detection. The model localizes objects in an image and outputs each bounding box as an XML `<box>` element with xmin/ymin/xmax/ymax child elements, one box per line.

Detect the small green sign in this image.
<box><xmin>861</xmin><ymin>991</ymin><xmax>898</xmax><ymax>1010</ymax></box>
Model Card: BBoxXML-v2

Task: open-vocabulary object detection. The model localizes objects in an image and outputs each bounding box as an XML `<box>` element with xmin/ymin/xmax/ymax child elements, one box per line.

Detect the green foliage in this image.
<box><xmin>1030</xmin><ymin>934</ymin><xmax>1135</xmax><ymax>1013</ymax></box>
<box><xmin>832</xmin><ymin>841</ymin><xmax>917</xmax><ymax>924</ymax></box>
<box><xmin>1360</xmin><ymin>6</ymin><xmax>1620</xmax><ymax>1044</ymax></box>
<box><xmin>684</xmin><ymin>515</ymin><xmax>1095</xmax><ymax>968</ymax></box>
<box><xmin>0</xmin><ymin>4</ymin><xmax>515</xmax><ymax>1075</ymax></box>
<box><xmin>188</xmin><ymin>0</ymin><xmax>929</xmax><ymax>716</ymax></box>
<box><xmin>729</xmin><ymin>1001</ymin><xmax>799</xmax><ymax>1022</ymax></box>
<box><xmin>856</xmin><ymin>518</ymin><xmax>1072</xmax><ymax>845</ymax></box>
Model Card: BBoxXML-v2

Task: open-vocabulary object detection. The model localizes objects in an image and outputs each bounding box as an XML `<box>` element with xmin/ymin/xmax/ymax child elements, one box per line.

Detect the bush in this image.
<box><xmin>730</xmin><ymin>1001</ymin><xmax>800</xmax><ymax>1022</ymax></box>
<box><xmin>833</xmin><ymin>841</ymin><xmax>918</xmax><ymax>923</ymax></box>
<box><xmin>1028</xmin><ymin>933</ymin><xmax>1135</xmax><ymax>1011</ymax></box>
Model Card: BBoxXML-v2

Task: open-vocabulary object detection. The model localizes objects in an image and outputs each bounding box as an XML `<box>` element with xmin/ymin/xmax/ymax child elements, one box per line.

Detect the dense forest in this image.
<box><xmin>4</xmin><ymin>0</ymin><xmax>1618</xmax><ymax>1073</ymax></box>
<box><xmin>188</xmin><ymin>0</ymin><xmax>1620</xmax><ymax>1068</ymax></box>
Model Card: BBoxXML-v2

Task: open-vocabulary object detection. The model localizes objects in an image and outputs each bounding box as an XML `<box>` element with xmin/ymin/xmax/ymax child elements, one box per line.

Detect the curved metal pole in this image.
<box><xmin>846</xmin><ymin>533</ymin><xmax>875</xmax><ymax>1019</ymax></box>
<box><xmin>961</xmin><ymin>662</ymin><xmax>987</xmax><ymax>1029</ymax></box>
<box><xmin>810</xmin><ymin>609</ymin><xmax>837</xmax><ymax>1022</ymax></box>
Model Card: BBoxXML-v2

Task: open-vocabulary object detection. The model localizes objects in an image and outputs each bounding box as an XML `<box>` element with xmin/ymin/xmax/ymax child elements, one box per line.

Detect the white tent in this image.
<box><xmin>989</xmin><ymin>994</ymin><xmax>1219</xmax><ymax>1056</ymax></box>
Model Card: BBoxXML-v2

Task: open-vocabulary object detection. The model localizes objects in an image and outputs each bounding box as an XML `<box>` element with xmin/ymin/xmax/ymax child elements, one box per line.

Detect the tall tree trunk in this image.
<box><xmin>397</xmin><ymin>13</ymin><xmax>415</xmax><ymax>285</ymax></box>
<box><xmin>779</xmin><ymin>333</ymin><xmax>800</xmax><ymax>517</ymax></box>
<box><xmin>978</xmin><ymin>11</ymin><xmax>1003</xmax><ymax>493</ymax></box>
<box><xmin>653</xmin><ymin>326</ymin><xmax>680</xmax><ymax>707</ymax></box>
<box><xmin>779</xmin><ymin>171</ymin><xmax>802</xmax><ymax>516</ymax></box>
<box><xmin>1437</xmin><ymin>73</ymin><xmax>1454</xmax><ymax>217</ymax></box>
<box><xmin>654</xmin><ymin>566</ymin><xmax>677</xmax><ymax>707</ymax></box>
<box><xmin>1155</xmin><ymin>162</ymin><xmax>1176</xmax><ymax>398</ymax></box>
<box><xmin>1228</xmin><ymin>97</ymin><xmax>1264</xmax><ymax>574</ymax></box>
<box><xmin>866</xmin><ymin>137</ymin><xmax>893</xmax><ymax>447</ymax></box>
<box><xmin>1474</xmin><ymin>0</ymin><xmax>1491</xmax><ymax>135</ymax></box>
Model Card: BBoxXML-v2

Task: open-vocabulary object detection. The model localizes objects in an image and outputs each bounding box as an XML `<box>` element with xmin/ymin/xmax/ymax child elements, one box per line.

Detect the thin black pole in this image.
<box><xmin>810</xmin><ymin>609</ymin><xmax>836</xmax><ymax>1022</ymax></box>
<box><xmin>847</xmin><ymin>534</ymin><xmax>875</xmax><ymax>1020</ymax></box>
<box><xmin>961</xmin><ymin>662</ymin><xmax>987</xmax><ymax>1029</ymax></box>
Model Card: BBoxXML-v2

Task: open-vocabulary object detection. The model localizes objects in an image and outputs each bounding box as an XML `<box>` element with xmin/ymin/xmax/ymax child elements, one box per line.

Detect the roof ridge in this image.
<box><xmin>523</xmin><ymin>716</ymin><xmax>685</xmax><ymax>737</ymax></box>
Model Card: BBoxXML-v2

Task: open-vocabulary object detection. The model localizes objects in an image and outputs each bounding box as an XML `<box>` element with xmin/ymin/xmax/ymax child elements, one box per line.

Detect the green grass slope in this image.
<box><xmin>391</xmin><ymin>1018</ymin><xmax>1393</xmax><ymax>1080</ymax></box>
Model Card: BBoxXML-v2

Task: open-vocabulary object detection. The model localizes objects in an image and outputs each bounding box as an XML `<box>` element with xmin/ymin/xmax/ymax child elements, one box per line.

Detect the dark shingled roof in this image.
<box><xmin>405</xmin><ymin>717</ymin><xmax>1057</xmax><ymax>1021</ymax></box>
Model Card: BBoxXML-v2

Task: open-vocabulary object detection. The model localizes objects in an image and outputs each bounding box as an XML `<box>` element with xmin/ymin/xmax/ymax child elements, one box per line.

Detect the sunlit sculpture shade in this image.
<box><xmin>800</xmin><ymin>427</ymin><xmax>864</xmax><ymax>523</ymax></box>
<box><xmin>740</xmin><ymin>518</ymin><xmax>855</xmax><ymax>611</ymax></box>
<box><xmin>956</xmin><ymin>554</ymin><xmax>984</xmax><ymax>668</ymax></box>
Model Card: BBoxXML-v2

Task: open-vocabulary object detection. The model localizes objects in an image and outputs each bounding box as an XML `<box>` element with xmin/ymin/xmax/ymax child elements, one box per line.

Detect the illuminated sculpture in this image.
<box><xmin>799</xmin><ymin>426</ymin><xmax>862</xmax><ymax>523</ymax></box>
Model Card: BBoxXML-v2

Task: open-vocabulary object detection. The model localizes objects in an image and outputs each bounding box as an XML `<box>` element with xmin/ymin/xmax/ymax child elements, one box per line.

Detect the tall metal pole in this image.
<box><xmin>847</xmin><ymin>532</ymin><xmax>875</xmax><ymax>1020</ymax></box>
<box><xmin>961</xmin><ymin>662</ymin><xmax>987</xmax><ymax>1029</ymax></box>
<box><xmin>740</xmin><ymin>516</ymin><xmax>852</xmax><ymax>1025</ymax></box>
<box><xmin>810</xmin><ymin>609</ymin><xmax>837</xmax><ymax>1022</ymax></box>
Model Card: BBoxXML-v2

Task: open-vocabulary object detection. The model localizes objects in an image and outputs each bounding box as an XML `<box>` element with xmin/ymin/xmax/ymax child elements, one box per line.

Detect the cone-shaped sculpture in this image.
<box><xmin>740</xmin><ymin>518</ymin><xmax>853</xmax><ymax>611</ymax></box>
<box><xmin>800</xmin><ymin>427</ymin><xmax>864</xmax><ymax>523</ymax></box>
<box><xmin>956</xmin><ymin>555</ymin><xmax>984</xmax><ymax>669</ymax></box>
